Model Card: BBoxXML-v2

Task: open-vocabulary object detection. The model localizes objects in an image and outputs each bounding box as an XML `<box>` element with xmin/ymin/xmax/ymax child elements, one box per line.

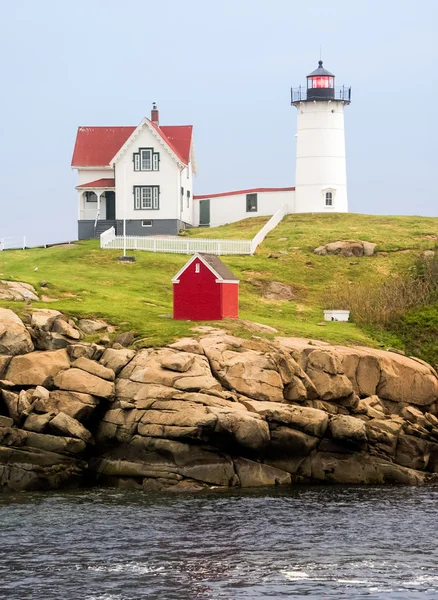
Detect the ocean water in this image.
<box><xmin>1</xmin><ymin>486</ymin><xmax>438</xmax><ymax>599</ymax></box>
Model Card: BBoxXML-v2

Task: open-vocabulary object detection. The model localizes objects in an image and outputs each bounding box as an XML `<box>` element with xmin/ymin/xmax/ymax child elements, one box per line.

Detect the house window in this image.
<box><xmin>141</xmin><ymin>220</ymin><xmax>153</xmax><ymax>227</ymax></box>
<box><xmin>246</xmin><ymin>193</ymin><xmax>258</xmax><ymax>212</ymax></box>
<box><xmin>325</xmin><ymin>191</ymin><xmax>333</xmax><ymax>207</ymax></box>
<box><xmin>181</xmin><ymin>187</ymin><xmax>184</xmax><ymax>211</ymax></box>
<box><xmin>141</xmin><ymin>149</ymin><xmax>152</xmax><ymax>170</ymax></box>
<box><xmin>187</xmin><ymin>190</ymin><xmax>190</xmax><ymax>208</ymax></box>
<box><xmin>134</xmin><ymin>186</ymin><xmax>160</xmax><ymax>210</ymax></box>
<box><xmin>195</xmin><ymin>263</ymin><xmax>200</xmax><ymax>273</ymax></box>
<box><xmin>133</xmin><ymin>149</ymin><xmax>160</xmax><ymax>171</ymax></box>
<box><xmin>85</xmin><ymin>191</ymin><xmax>97</xmax><ymax>202</ymax></box>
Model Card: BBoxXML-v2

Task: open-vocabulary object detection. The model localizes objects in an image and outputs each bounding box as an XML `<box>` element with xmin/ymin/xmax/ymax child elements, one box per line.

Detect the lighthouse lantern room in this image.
<box><xmin>291</xmin><ymin>61</ymin><xmax>351</xmax><ymax>214</ymax></box>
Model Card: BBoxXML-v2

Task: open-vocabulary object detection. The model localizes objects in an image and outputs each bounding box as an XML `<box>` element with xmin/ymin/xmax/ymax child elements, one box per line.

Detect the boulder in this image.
<box><xmin>0</xmin><ymin>446</ymin><xmax>85</xmax><ymax>491</ymax></box>
<box><xmin>72</xmin><ymin>356</ymin><xmax>115</xmax><ymax>381</ymax></box>
<box><xmin>210</xmin><ymin>407</ymin><xmax>270</xmax><ymax>449</ymax></box>
<box><xmin>313</xmin><ymin>240</ymin><xmax>376</xmax><ymax>257</ymax></box>
<box><xmin>23</xmin><ymin>413</ymin><xmax>53</xmax><ymax>433</ymax></box>
<box><xmin>233</xmin><ymin>458</ymin><xmax>291</xmax><ymax>487</ymax></box>
<box><xmin>329</xmin><ymin>415</ymin><xmax>367</xmax><ymax>444</ymax></box>
<box><xmin>78</xmin><ymin>319</ymin><xmax>108</xmax><ymax>334</ymax></box>
<box><xmin>30</xmin><ymin>309</ymin><xmax>62</xmax><ymax>331</ymax></box>
<box><xmin>120</xmin><ymin>349</ymin><xmax>220</xmax><ymax>392</ymax></box>
<box><xmin>0</xmin><ymin>308</ymin><xmax>34</xmax><ymax>355</ymax></box>
<box><xmin>242</xmin><ymin>400</ymin><xmax>328</xmax><ymax>437</ymax></box>
<box><xmin>99</xmin><ymin>348</ymin><xmax>135</xmax><ymax>374</ymax></box>
<box><xmin>0</xmin><ymin>280</ymin><xmax>39</xmax><ymax>301</ymax></box>
<box><xmin>49</xmin><ymin>412</ymin><xmax>94</xmax><ymax>444</ymax></box>
<box><xmin>24</xmin><ymin>431</ymin><xmax>86</xmax><ymax>455</ymax></box>
<box><xmin>395</xmin><ymin>434</ymin><xmax>431</xmax><ymax>471</ymax></box>
<box><xmin>67</xmin><ymin>343</ymin><xmax>96</xmax><ymax>361</ymax></box>
<box><xmin>161</xmin><ymin>353</ymin><xmax>195</xmax><ymax>373</ymax></box>
<box><xmin>167</xmin><ymin>338</ymin><xmax>204</xmax><ymax>355</ymax></box>
<box><xmin>0</xmin><ymin>355</ymin><xmax>11</xmax><ymax>379</ymax></box>
<box><xmin>128</xmin><ymin>437</ymin><xmax>237</xmax><ymax>487</ymax></box>
<box><xmin>114</xmin><ymin>332</ymin><xmax>135</xmax><ymax>347</ymax></box>
<box><xmin>47</xmin><ymin>390</ymin><xmax>99</xmax><ymax>422</ymax></box>
<box><xmin>200</xmin><ymin>336</ymin><xmax>285</xmax><ymax>402</ymax></box>
<box><xmin>306</xmin><ymin>369</ymin><xmax>353</xmax><ymax>402</ymax></box>
<box><xmin>53</xmin><ymin>368</ymin><xmax>114</xmax><ymax>399</ymax></box>
<box><xmin>6</xmin><ymin>349</ymin><xmax>70</xmax><ymax>386</ymax></box>
<box><xmin>52</xmin><ymin>318</ymin><xmax>81</xmax><ymax>340</ymax></box>
<box><xmin>2</xmin><ymin>389</ymin><xmax>32</xmax><ymax>424</ymax></box>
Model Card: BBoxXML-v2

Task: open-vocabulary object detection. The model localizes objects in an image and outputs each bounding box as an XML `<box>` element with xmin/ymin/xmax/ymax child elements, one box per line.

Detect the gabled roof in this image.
<box><xmin>200</xmin><ymin>254</ymin><xmax>239</xmax><ymax>281</ymax></box>
<box><xmin>71</xmin><ymin>127</ymin><xmax>135</xmax><ymax>167</ymax></box>
<box><xmin>76</xmin><ymin>178</ymin><xmax>115</xmax><ymax>189</ymax></box>
<box><xmin>72</xmin><ymin>120</ymin><xmax>193</xmax><ymax>168</ymax></box>
<box><xmin>172</xmin><ymin>253</ymin><xmax>239</xmax><ymax>283</ymax></box>
<box><xmin>151</xmin><ymin>122</ymin><xmax>193</xmax><ymax>165</ymax></box>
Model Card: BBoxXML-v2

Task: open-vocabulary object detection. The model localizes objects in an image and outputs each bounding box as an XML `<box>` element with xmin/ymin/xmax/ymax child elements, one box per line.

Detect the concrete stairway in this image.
<box><xmin>95</xmin><ymin>220</ymin><xmax>117</xmax><ymax>239</ymax></box>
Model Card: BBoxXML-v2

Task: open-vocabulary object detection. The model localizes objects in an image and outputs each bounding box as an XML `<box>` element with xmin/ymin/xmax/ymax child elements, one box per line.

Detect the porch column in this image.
<box><xmin>96</xmin><ymin>191</ymin><xmax>104</xmax><ymax>220</ymax></box>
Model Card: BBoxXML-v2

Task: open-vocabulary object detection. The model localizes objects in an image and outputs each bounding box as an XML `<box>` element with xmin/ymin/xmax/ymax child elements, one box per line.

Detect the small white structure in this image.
<box><xmin>291</xmin><ymin>61</ymin><xmax>350</xmax><ymax>213</ymax></box>
<box><xmin>324</xmin><ymin>310</ymin><xmax>350</xmax><ymax>322</ymax></box>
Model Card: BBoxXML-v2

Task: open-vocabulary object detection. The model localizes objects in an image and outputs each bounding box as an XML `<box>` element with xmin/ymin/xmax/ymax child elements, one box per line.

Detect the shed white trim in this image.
<box><xmin>171</xmin><ymin>253</ymin><xmax>235</xmax><ymax>283</ymax></box>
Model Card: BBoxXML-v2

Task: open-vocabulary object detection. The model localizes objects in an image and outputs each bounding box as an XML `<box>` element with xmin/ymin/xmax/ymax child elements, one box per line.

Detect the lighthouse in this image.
<box><xmin>291</xmin><ymin>61</ymin><xmax>351</xmax><ymax>213</ymax></box>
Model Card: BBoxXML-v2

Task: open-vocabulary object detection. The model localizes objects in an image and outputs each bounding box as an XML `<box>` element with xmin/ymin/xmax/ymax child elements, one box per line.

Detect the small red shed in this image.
<box><xmin>172</xmin><ymin>253</ymin><xmax>239</xmax><ymax>320</ymax></box>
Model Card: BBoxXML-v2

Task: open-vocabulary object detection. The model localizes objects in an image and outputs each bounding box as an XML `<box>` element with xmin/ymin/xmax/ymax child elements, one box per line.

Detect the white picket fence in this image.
<box><xmin>100</xmin><ymin>205</ymin><xmax>289</xmax><ymax>256</ymax></box>
<box><xmin>0</xmin><ymin>236</ymin><xmax>26</xmax><ymax>251</ymax></box>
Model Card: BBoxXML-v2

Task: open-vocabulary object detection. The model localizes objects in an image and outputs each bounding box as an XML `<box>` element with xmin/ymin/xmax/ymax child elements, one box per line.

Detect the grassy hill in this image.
<box><xmin>0</xmin><ymin>213</ymin><xmax>436</xmax><ymax>362</ymax></box>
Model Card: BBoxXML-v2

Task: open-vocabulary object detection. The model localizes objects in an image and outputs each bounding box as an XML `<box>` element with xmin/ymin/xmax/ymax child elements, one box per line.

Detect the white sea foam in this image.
<box><xmin>85</xmin><ymin>595</ymin><xmax>124</xmax><ymax>600</ymax></box>
<box><xmin>280</xmin><ymin>569</ymin><xmax>310</xmax><ymax>581</ymax></box>
<box><xmin>87</xmin><ymin>562</ymin><xmax>165</xmax><ymax>575</ymax></box>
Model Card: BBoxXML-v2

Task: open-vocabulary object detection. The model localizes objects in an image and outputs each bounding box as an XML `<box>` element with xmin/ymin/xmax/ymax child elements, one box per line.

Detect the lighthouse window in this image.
<box><xmin>325</xmin><ymin>192</ymin><xmax>333</xmax><ymax>206</ymax></box>
<box><xmin>308</xmin><ymin>76</ymin><xmax>334</xmax><ymax>89</ymax></box>
<box><xmin>246</xmin><ymin>193</ymin><xmax>258</xmax><ymax>212</ymax></box>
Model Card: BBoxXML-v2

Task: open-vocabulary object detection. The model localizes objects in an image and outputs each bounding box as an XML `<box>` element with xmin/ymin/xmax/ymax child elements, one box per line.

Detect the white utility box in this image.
<box><xmin>324</xmin><ymin>310</ymin><xmax>350</xmax><ymax>322</ymax></box>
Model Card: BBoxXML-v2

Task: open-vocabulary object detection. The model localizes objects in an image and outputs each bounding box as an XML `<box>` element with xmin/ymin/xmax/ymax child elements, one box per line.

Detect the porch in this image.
<box><xmin>77</xmin><ymin>178</ymin><xmax>116</xmax><ymax>239</ymax></box>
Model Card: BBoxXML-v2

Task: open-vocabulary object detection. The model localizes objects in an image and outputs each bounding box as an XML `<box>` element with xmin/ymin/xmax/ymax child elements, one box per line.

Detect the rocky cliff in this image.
<box><xmin>1</xmin><ymin>307</ymin><xmax>438</xmax><ymax>492</ymax></box>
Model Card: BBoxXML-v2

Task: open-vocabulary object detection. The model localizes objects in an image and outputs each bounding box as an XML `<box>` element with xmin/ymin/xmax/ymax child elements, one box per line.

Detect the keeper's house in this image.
<box><xmin>71</xmin><ymin>104</ymin><xmax>196</xmax><ymax>239</ymax></box>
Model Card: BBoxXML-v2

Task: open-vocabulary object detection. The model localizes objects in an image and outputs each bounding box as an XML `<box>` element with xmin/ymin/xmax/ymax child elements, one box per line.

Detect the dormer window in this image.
<box><xmin>133</xmin><ymin>148</ymin><xmax>160</xmax><ymax>171</ymax></box>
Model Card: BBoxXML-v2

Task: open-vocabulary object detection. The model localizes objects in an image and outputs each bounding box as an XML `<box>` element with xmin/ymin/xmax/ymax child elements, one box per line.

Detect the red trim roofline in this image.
<box><xmin>193</xmin><ymin>187</ymin><xmax>295</xmax><ymax>200</ymax></box>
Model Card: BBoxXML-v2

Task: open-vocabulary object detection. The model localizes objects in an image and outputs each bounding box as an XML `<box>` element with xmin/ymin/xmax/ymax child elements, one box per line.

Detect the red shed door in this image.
<box><xmin>174</xmin><ymin>257</ymin><xmax>222</xmax><ymax>320</ymax></box>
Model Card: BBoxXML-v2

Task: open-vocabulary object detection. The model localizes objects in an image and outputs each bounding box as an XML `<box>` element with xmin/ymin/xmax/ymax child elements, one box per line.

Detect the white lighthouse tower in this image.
<box><xmin>292</xmin><ymin>61</ymin><xmax>351</xmax><ymax>213</ymax></box>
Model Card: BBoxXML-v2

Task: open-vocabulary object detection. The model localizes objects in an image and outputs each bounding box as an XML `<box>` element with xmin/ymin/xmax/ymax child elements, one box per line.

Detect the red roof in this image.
<box><xmin>71</xmin><ymin>127</ymin><xmax>135</xmax><ymax>167</ymax></box>
<box><xmin>194</xmin><ymin>187</ymin><xmax>295</xmax><ymax>200</ymax></box>
<box><xmin>76</xmin><ymin>178</ymin><xmax>115</xmax><ymax>189</ymax></box>
<box><xmin>71</xmin><ymin>121</ymin><xmax>192</xmax><ymax>167</ymax></box>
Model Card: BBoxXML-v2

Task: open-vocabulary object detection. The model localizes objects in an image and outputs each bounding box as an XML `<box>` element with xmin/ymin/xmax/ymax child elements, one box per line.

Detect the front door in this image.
<box><xmin>106</xmin><ymin>192</ymin><xmax>116</xmax><ymax>220</ymax></box>
<box><xmin>199</xmin><ymin>199</ymin><xmax>210</xmax><ymax>227</ymax></box>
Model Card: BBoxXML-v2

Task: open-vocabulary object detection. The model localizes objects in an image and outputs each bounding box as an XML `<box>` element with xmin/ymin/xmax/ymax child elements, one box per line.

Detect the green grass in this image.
<box><xmin>0</xmin><ymin>213</ymin><xmax>437</xmax><ymax>351</ymax></box>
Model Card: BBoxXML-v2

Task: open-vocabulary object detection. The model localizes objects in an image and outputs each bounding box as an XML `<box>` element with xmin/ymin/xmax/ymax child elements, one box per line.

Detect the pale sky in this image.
<box><xmin>0</xmin><ymin>0</ymin><xmax>436</xmax><ymax>246</ymax></box>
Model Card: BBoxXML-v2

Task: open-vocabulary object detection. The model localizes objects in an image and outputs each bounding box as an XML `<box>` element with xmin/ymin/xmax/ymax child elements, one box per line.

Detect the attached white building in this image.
<box><xmin>71</xmin><ymin>61</ymin><xmax>351</xmax><ymax>238</ymax></box>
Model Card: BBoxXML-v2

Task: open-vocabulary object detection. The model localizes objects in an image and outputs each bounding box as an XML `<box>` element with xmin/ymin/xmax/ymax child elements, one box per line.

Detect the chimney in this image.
<box><xmin>151</xmin><ymin>102</ymin><xmax>159</xmax><ymax>126</ymax></box>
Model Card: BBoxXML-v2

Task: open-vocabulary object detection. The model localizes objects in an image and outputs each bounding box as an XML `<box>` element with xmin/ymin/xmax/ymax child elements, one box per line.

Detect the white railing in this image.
<box><xmin>250</xmin><ymin>204</ymin><xmax>289</xmax><ymax>254</ymax></box>
<box><xmin>100</xmin><ymin>227</ymin><xmax>116</xmax><ymax>248</ymax></box>
<box><xmin>101</xmin><ymin>233</ymin><xmax>252</xmax><ymax>255</ymax></box>
<box><xmin>100</xmin><ymin>205</ymin><xmax>289</xmax><ymax>256</ymax></box>
<box><xmin>0</xmin><ymin>236</ymin><xmax>26</xmax><ymax>251</ymax></box>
